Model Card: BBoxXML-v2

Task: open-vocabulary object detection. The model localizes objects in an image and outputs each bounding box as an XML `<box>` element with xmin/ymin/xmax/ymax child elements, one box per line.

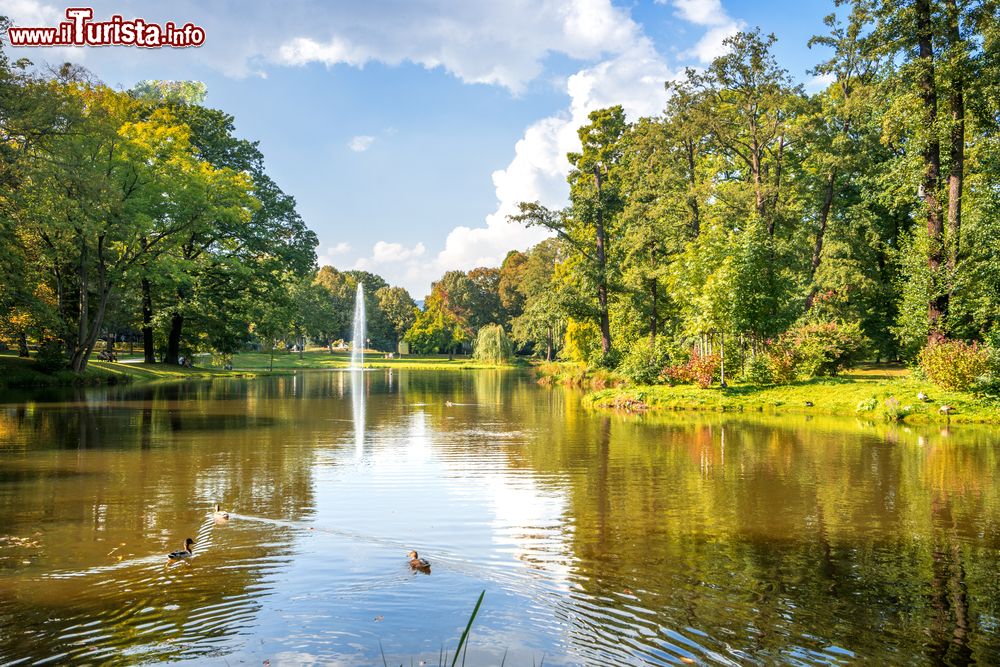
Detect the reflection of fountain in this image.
<box><xmin>352</xmin><ymin>369</ymin><xmax>364</xmax><ymax>459</ymax></box>
<box><xmin>350</xmin><ymin>282</ymin><xmax>365</xmax><ymax>370</ymax></box>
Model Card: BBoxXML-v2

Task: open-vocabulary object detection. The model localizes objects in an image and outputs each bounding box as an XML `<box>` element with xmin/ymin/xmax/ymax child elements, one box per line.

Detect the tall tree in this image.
<box><xmin>513</xmin><ymin>106</ymin><xmax>628</xmax><ymax>359</ymax></box>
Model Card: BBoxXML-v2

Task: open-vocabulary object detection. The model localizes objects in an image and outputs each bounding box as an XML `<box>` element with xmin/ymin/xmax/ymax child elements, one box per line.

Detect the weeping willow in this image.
<box><xmin>473</xmin><ymin>324</ymin><xmax>513</xmax><ymax>364</ymax></box>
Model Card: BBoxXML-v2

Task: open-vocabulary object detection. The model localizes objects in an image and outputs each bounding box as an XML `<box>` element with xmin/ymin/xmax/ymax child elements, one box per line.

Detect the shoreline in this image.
<box><xmin>0</xmin><ymin>352</ymin><xmax>525</xmax><ymax>390</ymax></box>
<box><xmin>582</xmin><ymin>377</ymin><xmax>1000</xmax><ymax>424</ymax></box>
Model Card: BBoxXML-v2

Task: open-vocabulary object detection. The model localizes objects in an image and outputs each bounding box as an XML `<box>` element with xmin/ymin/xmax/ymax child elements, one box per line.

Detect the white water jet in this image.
<box><xmin>350</xmin><ymin>282</ymin><xmax>366</xmax><ymax>370</ymax></box>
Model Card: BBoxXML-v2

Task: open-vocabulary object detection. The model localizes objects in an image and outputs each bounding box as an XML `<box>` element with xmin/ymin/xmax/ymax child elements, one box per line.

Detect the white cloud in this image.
<box><xmin>351</xmin><ymin>37</ymin><xmax>678</xmax><ymax>297</ymax></box>
<box><xmin>347</xmin><ymin>135</ymin><xmax>375</xmax><ymax>152</ymax></box>
<box><xmin>272</xmin><ymin>0</ymin><xmax>640</xmax><ymax>93</ymax></box>
<box><xmin>661</xmin><ymin>0</ymin><xmax>745</xmax><ymax>63</ymax></box>
<box><xmin>316</xmin><ymin>241</ymin><xmax>352</xmax><ymax>268</ymax></box>
<box><xmin>805</xmin><ymin>71</ymin><xmax>836</xmax><ymax>93</ymax></box>
<box><xmin>353</xmin><ymin>241</ymin><xmax>426</xmax><ymax>268</ymax></box>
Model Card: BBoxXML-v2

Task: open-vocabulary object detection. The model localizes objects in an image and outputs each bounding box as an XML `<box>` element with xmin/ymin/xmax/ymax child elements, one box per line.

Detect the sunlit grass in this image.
<box><xmin>585</xmin><ymin>374</ymin><xmax>1000</xmax><ymax>424</ymax></box>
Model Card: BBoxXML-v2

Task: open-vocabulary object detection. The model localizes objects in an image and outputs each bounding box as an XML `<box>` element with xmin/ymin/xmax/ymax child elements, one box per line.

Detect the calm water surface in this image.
<box><xmin>0</xmin><ymin>370</ymin><xmax>998</xmax><ymax>665</ymax></box>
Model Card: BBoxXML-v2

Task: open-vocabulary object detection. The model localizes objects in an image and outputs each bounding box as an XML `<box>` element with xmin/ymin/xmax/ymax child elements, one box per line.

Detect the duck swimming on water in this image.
<box><xmin>168</xmin><ymin>538</ymin><xmax>195</xmax><ymax>561</ymax></box>
<box><xmin>408</xmin><ymin>550</ymin><xmax>431</xmax><ymax>573</ymax></box>
<box><xmin>213</xmin><ymin>504</ymin><xmax>229</xmax><ymax>521</ymax></box>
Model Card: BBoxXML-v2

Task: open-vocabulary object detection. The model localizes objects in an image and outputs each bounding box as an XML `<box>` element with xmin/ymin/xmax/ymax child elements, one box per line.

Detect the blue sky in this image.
<box><xmin>3</xmin><ymin>0</ymin><xmax>838</xmax><ymax>298</ymax></box>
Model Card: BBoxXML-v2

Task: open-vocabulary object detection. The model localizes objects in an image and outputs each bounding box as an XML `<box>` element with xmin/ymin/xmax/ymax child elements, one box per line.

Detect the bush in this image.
<box><xmin>618</xmin><ymin>338</ymin><xmax>672</xmax><ymax>384</ymax></box>
<box><xmin>743</xmin><ymin>354</ymin><xmax>773</xmax><ymax>385</ymax></box>
<box><xmin>688</xmin><ymin>350</ymin><xmax>721</xmax><ymax>388</ymax></box>
<box><xmin>785</xmin><ymin>320</ymin><xmax>867</xmax><ymax>378</ymax></box>
<box><xmin>971</xmin><ymin>374</ymin><xmax>1000</xmax><ymax>397</ymax></box>
<box><xmin>35</xmin><ymin>339</ymin><xmax>68</xmax><ymax>373</ymax></box>
<box><xmin>766</xmin><ymin>341</ymin><xmax>798</xmax><ymax>384</ymax></box>
<box><xmin>856</xmin><ymin>397</ymin><xmax>878</xmax><ymax>414</ymax></box>
<box><xmin>882</xmin><ymin>396</ymin><xmax>912</xmax><ymax>422</ymax></box>
<box><xmin>472</xmin><ymin>324</ymin><xmax>513</xmax><ymax>364</ymax></box>
<box><xmin>660</xmin><ymin>362</ymin><xmax>693</xmax><ymax>385</ymax></box>
<box><xmin>918</xmin><ymin>338</ymin><xmax>989</xmax><ymax>391</ymax></box>
<box><xmin>561</xmin><ymin>319</ymin><xmax>602</xmax><ymax>364</ymax></box>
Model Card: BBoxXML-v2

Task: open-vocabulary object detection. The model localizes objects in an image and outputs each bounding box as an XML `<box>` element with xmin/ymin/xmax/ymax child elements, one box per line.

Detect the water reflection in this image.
<box><xmin>351</xmin><ymin>369</ymin><xmax>365</xmax><ymax>460</ymax></box>
<box><xmin>0</xmin><ymin>372</ymin><xmax>998</xmax><ymax>665</ymax></box>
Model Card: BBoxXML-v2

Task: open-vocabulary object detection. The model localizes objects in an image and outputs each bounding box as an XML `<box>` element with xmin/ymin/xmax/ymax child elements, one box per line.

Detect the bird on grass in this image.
<box><xmin>408</xmin><ymin>550</ymin><xmax>431</xmax><ymax>573</ymax></box>
<box><xmin>213</xmin><ymin>504</ymin><xmax>229</xmax><ymax>521</ymax></box>
<box><xmin>167</xmin><ymin>538</ymin><xmax>195</xmax><ymax>561</ymax></box>
<box><xmin>917</xmin><ymin>391</ymin><xmax>929</xmax><ymax>402</ymax></box>
<box><xmin>939</xmin><ymin>405</ymin><xmax>954</xmax><ymax>415</ymax></box>
<box><xmin>804</xmin><ymin>401</ymin><xmax>814</xmax><ymax>407</ymax></box>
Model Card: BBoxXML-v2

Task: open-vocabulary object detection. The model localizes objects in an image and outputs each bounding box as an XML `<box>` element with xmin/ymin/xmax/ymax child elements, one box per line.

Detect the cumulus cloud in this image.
<box><xmin>316</xmin><ymin>242</ymin><xmax>352</xmax><ymax>267</ymax></box>
<box><xmin>660</xmin><ymin>0</ymin><xmax>745</xmax><ymax>63</ymax></box>
<box><xmin>348</xmin><ymin>135</ymin><xmax>375</xmax><ymax>152</ymax></box>
<box><xmin>274</xmin><ymin>0</ymin><xmax>640</xmax><ymax>93</ymax></box>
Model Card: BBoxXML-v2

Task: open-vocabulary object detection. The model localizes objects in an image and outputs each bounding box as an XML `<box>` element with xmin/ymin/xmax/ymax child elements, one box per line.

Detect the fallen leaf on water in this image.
<box><xmin>680</xmin><ymin>658</ymin><xmax>696</xmax><ymax>664</ymax></box>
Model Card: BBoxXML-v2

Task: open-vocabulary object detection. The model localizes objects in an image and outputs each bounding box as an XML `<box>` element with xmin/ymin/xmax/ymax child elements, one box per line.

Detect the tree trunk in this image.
<box><xmin>916</xmin><ymin>0</ymin><xmax>948</xmax><ymax>336</ymax></box>
<box><xmin>141</xmin><ymin>276</ymin><xmax>156</xmax><ymax>364</ymax></box>
<box><xmin>649</xmin><ymin>277</ymin><xmax>658</xmax><ymax>347</ymax></box>
<box><xmin>165</xmin><ymin>311</ymin><xmax>183</xmax><ymax>365</ymax></box>
<box><xmin>945</xmin><ymin>0</ymin><xmax>965</xmax><ymax>281</ymax></box>
<box><xmin>18</xmin><ymin>332</ymin><xmax>29</xmax><ymax>358</ymax></box>
<box><xmin>593</xmin><ymin>165</ymin><xmax>611</xmax><ymax>356</ymax></box>
<box><xmin>686</xmin><ymin>141</ymin><xmax>700</xmax><ymax>236</ymax></box>
<box><xmin>806</xmin><ymin>169</ymin><xmax>837</xmax><ymax>310</ymax></box>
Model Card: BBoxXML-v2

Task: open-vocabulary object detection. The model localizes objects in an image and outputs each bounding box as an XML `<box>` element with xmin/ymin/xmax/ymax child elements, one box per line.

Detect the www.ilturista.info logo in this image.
<box><xmin>6</xmin><ymin>8</ymin><xmax>205</xmax><ymax>48</ymax></box>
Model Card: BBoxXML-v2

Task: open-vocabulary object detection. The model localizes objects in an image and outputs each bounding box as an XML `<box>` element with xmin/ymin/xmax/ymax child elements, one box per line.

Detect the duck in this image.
<box><xmin>212</xmin><ymin>504</ymin><xmax>229</xmax><ymax>521</ymax></box>
<box><xmin>408</xmin><ymin>550</ymin><xmax>431</xmax><ymax>572</ymax></box>
<box><xmin>939</xmin><ymin>404</ymin><xmax>954</xmax><ymax>415</ymax></box>
<box><xmin>167</xmin><ymin>538</ymin><xmax>195</xmax><ymax>561</ymax></box>
<box><xmin>917</xmin><ymin>391</ymin><xmax>929</xmax><ymax>402</ymax></box>
<box><xmin>804</xmin><ymin>401</ymin><xmax>814</xmax><ymax>407</ymax></box>
<box><xmin>445</xmin><ymin>401</ymin><xmax>454</xmax><ymax>407</ymax></box>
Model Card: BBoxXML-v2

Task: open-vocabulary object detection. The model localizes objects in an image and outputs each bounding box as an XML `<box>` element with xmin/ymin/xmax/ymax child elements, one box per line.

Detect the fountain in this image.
<box><xmin>350</xmin><ymin>282</ymin><xmax>366</xmax><ymax>458</ymax></box>
<box><xmin>350</xmin><ymin>282</ymin><xmax>365</xmax><ymax>370</ymax></box>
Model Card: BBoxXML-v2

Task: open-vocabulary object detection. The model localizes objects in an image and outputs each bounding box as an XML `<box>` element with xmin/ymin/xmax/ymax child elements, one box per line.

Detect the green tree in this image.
<box><xmin>376</xmin><ymin>285</ymin><xmax>417</xmax><ymax>348</ymax></box>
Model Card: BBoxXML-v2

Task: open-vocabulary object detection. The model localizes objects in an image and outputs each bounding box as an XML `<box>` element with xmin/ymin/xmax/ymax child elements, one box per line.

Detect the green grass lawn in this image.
<box><xmin>585</xmin><ymin>373</ymin><xmax>1000</xmax><ymax>424</ymax></box>
<box><xmin>0</xmin><ymin>353</ymin><xmax>261</xmax><ymax>389</ymax></box>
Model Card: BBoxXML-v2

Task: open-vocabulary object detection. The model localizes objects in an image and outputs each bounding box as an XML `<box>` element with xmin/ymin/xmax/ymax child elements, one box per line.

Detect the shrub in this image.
<box><xmin>472</xmin><ymin>324</ymin><xmax>513</xmax><ymax>364</ymax></box>
<box><xmin>618</xmin><ymin>338</ymin><xmax>672</xmax><ymax>385</ymax></box>
<box><xmin>687</xmin><ymin>350</ymin><xmax>721</xmax><ymax>389</ymax></box>
<box><xmin>882</xmin><ymin>396</ymin><xmax>912</xmax><ymax>422</ymax></box>
<box><xmin>743</xmin><ymin>354</ymin><xmax>773</xmax><ymax>385</ymax></box>
<box><xmin>660</xmin><ymin>362</ymin><xmax>693</xmax><ymax>385</ymax></box>
<box><xmin>918</xmin><ymin>338</ymin><xmax>989</xmax><ymax>391</ymax></box>
<box><xmin>766</xmin><ymin>341</ymin><xmax>798</xmax><ymax>384</ymax></box>
<box><xmin>785</xmin><ymin>320</ymin><xmax>867</xmax><ymax>378</ymax></box>
<box><xmin>561</xmin><ymin>319</ymin><xmax>602</xmax><ymax>364</ymax></box>
<box><xmin>35</xmin><ymin>339</ymin><xmax>68</xmax><ymax>373</ymax></box>
<box><xmin>856</xmin><ymin>397</ymin><xmax>878</xmax><ymax>414</ymax></box>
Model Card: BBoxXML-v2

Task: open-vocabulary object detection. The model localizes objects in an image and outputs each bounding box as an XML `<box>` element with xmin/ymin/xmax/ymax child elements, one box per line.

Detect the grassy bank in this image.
<box><xmin>228</xmin><ymin>349</ymin><xmax>525</xmax><ymax>371</ymax></box>
<box><xmin>0</xmin><ymin>349</ymin><xmax>523</xmax><ymax>390</ymax></box>
<box><xmin>583</xmin><ymin>372</ymin><xmax>1000</xmax><ymax>424</ymax></box>
<box><xmin>0</xmin><ymin>354</ymin><xmax>259</xmax><ymax>389</ymax></box>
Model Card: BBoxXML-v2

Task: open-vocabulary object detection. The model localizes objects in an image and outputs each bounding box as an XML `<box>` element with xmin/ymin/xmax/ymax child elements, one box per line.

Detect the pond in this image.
<box><xmin>0</xmin><ymin>370</ymin><xmax>998</xmax><ymax>665</ymax></box>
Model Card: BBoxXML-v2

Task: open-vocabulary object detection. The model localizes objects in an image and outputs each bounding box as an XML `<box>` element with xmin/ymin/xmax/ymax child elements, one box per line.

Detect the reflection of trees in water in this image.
<box><xmin>501</xmin><ymin>397</ymin><xmax>1000</xmax><ymax>663</ymax></box>
<box><xmin>0</xmin><ymin>377</ymin><xmax>334</xmax><ymax>664</ymax></box>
